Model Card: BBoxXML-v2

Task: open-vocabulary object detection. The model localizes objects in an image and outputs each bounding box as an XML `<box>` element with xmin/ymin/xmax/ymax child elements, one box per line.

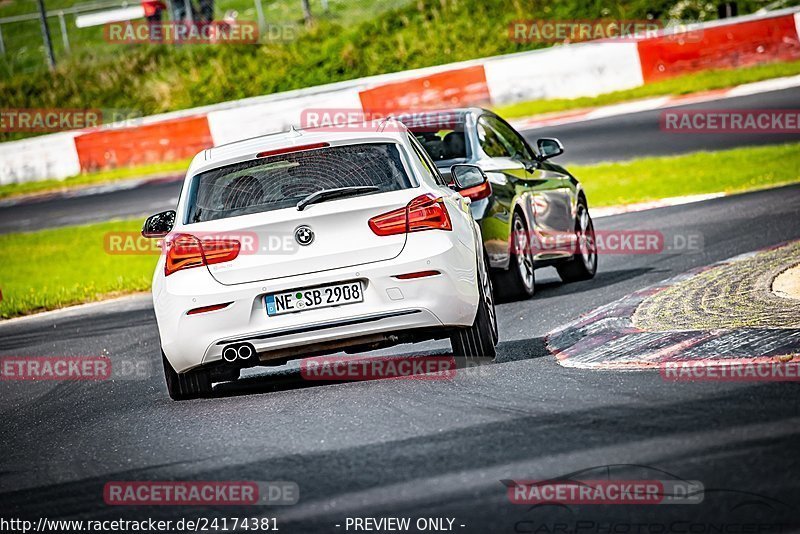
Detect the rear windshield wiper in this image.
<box><xmin>296</xmin><ymin>186</ymin><xmax>380</xmax><ymax>211</ymax></box>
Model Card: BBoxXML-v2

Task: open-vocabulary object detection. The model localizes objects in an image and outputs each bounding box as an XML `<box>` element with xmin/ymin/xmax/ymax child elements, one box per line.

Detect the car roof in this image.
<box><xmin>187</xmin><ymin>119</ymin><xmax>411</xmax><ymax>177</ymax></box>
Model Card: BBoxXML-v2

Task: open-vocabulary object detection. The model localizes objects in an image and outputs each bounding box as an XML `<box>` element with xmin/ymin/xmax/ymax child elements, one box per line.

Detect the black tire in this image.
<box><xmin>556</xmin><ymin>198</ymin><xmax>597</xmax><ymax>283</ymax></box>
<box><xmin>492</xmin><ymin>211</ymin><xmax>535</xmax><ymax>301</ymax></box>
<box><xmin>162</xmin><ymin>351</ymin><xmax>212</xmax><ymax>400</ymax></box>
<box><xmin>450</xmin><ymin>251</ymin><xmax>498</xmax><ymax>360</ymax></box>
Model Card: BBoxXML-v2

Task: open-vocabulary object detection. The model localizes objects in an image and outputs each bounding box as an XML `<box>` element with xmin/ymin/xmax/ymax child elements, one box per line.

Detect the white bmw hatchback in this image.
<box><xmin>142</xmin><ymin>120</ymin><xmax>498</xmax><ymax>400</ymax></box>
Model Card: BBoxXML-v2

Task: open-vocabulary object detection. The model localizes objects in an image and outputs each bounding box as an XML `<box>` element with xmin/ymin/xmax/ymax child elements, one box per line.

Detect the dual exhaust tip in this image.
<box><xmin>222</xmin><ymin>343</ymin><xmax>256</xmax><ymax>364</ymax></box>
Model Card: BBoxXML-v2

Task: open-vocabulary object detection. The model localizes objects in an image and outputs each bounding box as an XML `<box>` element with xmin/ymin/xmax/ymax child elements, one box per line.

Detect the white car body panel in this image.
<box><xmin>152</xmin><ymin>123</ymin><xmax>481</xmax><ymax>373</ymax></box>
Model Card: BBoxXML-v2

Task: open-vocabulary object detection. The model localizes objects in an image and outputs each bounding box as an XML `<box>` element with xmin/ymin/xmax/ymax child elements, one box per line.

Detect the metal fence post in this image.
<box><xmin>254</xmin><ymin>0</ymin><xmax>266</xmax><ymax>35</ymax></box>
<box><xmin>35</xmin><ymin>0</ymin><xmax>56</xmax><ymax>70</ymax></box>
<box><xmin>58</xmin><ymin>11</ymin><xmax>70</xmax><ymax>53</ymax></box>
<box><xmin>0</xmin><ymin>24</ymin><xmax>6</xmax><ymax>56</ymax></box>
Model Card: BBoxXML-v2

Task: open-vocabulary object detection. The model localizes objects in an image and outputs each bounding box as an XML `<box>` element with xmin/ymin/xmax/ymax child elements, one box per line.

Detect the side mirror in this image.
<box><xmin>450</xmin><ymin>164</ymin><xmax>492</xmax><ymax>201</ymax></box>
<box><xmin>142</xmin><ymin>210</ymin><xmax>176</xmax><ymax>238</ymax></box>
<box><xmin>536</xmin><ymin>138</ymin><xmax>564</xmax><ymax>160</ymax></box>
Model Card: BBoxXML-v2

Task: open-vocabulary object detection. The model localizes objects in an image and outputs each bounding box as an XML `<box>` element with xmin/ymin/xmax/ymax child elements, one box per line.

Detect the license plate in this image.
<box><xmin>265</xmin><ymin>281</ymin><xmax>363</xmax><ymax>316</ymax></box>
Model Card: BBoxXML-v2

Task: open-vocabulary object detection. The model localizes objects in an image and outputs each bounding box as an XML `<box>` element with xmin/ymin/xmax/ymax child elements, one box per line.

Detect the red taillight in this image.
<box><xmin>459</xmin><ymin>180</ymin><xmax>492</xmax><ymax>201</ymax></box>
<box><xmin>368</xmin><ymin>206</ymin><xmax>408</xmax><ymax>236</ymax></box>
<box><xmin>256</xmin><ymin>142</ymin><xmax>329</xmax><ymax>159</ymax></box>
<box><xmin>368</xmin><ymin>194</ymin><xmax>452</xmax><ymax>236</ymax></box>
<box><xmin>407</xmin><ymin>194</ymin><xmax>452</xmax><ymax>232</ymax></box>
<box><xmin>165</xmin><ymin>234</ymin><xmax>240</xmax><ymax>276</ymax></box>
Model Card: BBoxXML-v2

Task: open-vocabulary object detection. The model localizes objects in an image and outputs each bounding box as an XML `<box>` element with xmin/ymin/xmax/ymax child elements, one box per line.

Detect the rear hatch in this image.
<box><xmin>182</xmin><ymin>142</ymin><xmax>414</xmax><ymax>285</ymax></box>
<box><xmin>199</xmin><ymin>192</ymin><xmax>410</xmax><ymax>284</ymax></box>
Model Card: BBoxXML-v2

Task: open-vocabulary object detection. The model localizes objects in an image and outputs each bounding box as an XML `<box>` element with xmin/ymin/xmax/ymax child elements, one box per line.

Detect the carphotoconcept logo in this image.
<box><xmin>507</xmin><ymin>465</ymin><xmax>793</xmax><ymax>533</ymax></box>
<box><xmin>507</xmin><ymin>479</ymin><xmax>703</xmax><ymax>505</ymax></box>
<box><xmin>504</xmin><ymin>465</ymin><xmax>704</xmax><ymax>507</ymax></box>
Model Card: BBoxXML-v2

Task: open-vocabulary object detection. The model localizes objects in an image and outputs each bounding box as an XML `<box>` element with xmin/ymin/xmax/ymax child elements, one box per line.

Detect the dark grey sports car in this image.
<box><xmin>401</xmin><ymin>108</ymin><xmax>597</xmax><ymax>300</ymax></box>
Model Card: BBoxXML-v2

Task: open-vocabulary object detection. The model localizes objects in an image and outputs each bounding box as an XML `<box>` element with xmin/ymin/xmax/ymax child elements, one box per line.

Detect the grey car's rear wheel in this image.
<box><xmin>556</xmin><ymin>199</ymin><xmax>597</xmax><ymax>283</ymax></box>
<box><xmin>162</xmin><ymin>351</ymin><xmax>212</xmax><ymax>401</ymax></box>
<box><xmin>493</xmin><ymin>212</ymin><xmax>535</xmax><ymax>301</ymax></box>
<box><xmin>450</xmin><ymin>251</ymin><xmax>498</xmax><ymax>360</ymax></box>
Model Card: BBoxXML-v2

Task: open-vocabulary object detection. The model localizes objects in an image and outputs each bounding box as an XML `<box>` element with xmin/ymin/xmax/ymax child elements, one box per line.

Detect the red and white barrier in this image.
<box><xmin>75</xmin><ymin>114</ymin><xmax>213</xmax><ymax>171</ymax></box>
<box><xmin>0</xmin><ymin>132</ymin><xmax>82</xmax><ymax>185</ymax></box>
<box><xmin>207</xmin><ymin>88</ymin><xmax>363</xmax><ymax>146</ymax></box>
<box><xmin>484</xmin><ymin>42</ymin><xmax>644</xmax><ymax>104</ymax></box>
<box><xmin>1</xmin><ymin>8</ymin><xmax>798</xmax><ymax>185</ymax></box>
<box><xmin>637</xmin><ymin>12</ymin><xmax>800</xmax><ymax>83</ymax></box>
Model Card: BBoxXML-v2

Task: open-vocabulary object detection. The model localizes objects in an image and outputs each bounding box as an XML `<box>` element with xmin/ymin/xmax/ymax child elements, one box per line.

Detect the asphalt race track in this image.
<box><xmin>2</xmin><ymin>184</ymin><xmax>800</xmax><ymax>531</ymax></box>
<box><xmin>1</xmin><ymin>86</ymin><xmax>798</xmax><ymax>234</ymax></box>
<box><xmin>528</xmin><ymin>85</ymin><xmax>800</xmax><ymax>164</ymax></box>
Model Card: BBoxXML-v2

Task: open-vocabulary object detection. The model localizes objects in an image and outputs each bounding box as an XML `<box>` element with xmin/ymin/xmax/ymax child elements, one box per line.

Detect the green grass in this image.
<box><xmin>2</xmin><ymin>142</ymin><xmax>798</xmax><ymax>318</ymax></box>
<box><xmin>0</xmin><ymin>0</ymin><xmax>409</xmax><ymax>78</ymax></box>
<box><xmin>6</xmin><ymin>0</ymin><xmax>780</xmax><ymax>143</ymax></box>
<box><xmin>0</xmin><ymin>157</ymin><xmax>192</xmax><ymax>199</ymax></box>
<box><xmin>494</xmin><ymin>60</ymin><xmax>800</xmax><ymax>119</ymax></box>
<box><xmin>0</xmin><ymin>219</ymin><xmax>157</xmax><ymax>318</ymax></box>
<box><xmin>575</xmin><ymin>142</ymin><xmax>800</xmax><ymax>207</ymax></box>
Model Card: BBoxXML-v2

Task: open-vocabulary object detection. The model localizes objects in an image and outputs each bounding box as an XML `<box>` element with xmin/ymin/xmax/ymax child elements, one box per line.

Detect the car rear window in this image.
<box><xmin>185</xmin><ymin>143</ymin><xmax>411</xmax><ymax>223</ymax></box>
<box><xmin>400</xmin><ymin>112</ymin><xmax>471</xmax><ymax>163</ymax></box>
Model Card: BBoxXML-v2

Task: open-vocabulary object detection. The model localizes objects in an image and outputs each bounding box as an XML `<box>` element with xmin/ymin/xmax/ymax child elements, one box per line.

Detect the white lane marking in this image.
<box><xmin>0</xmin><ymin>293</ymin><xmax>152</xmax><ymax>326</ymax></box>
<box><xmin>0</xmin><ymin>174</ymin><xmax>183</xmax><ymax>207</ymax></box>
<box><xmin>592</xmin><ymin>193</ymin><xmax>727</xmax><ymax>219</ymax></box>
<box><xmin>725</xmin><ymin>73</ymin><xmax>800</xmax><ymax>97</ymax></box>
<box><xmin>513</xmin><ymin>74</ymin><xmax>800</xmax><ymax>131</ymax></box>
<box><xmin>584</xmin><ymin>96</ymin><xmax>672</xmax><ymax>120</ymax></box>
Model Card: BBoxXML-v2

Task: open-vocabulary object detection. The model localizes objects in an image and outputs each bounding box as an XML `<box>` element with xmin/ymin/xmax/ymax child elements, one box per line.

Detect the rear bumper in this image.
<box><xmin>153</xmin><ymin>232</ymin><xmax>478</xmax><ymax>373</ymax></box>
